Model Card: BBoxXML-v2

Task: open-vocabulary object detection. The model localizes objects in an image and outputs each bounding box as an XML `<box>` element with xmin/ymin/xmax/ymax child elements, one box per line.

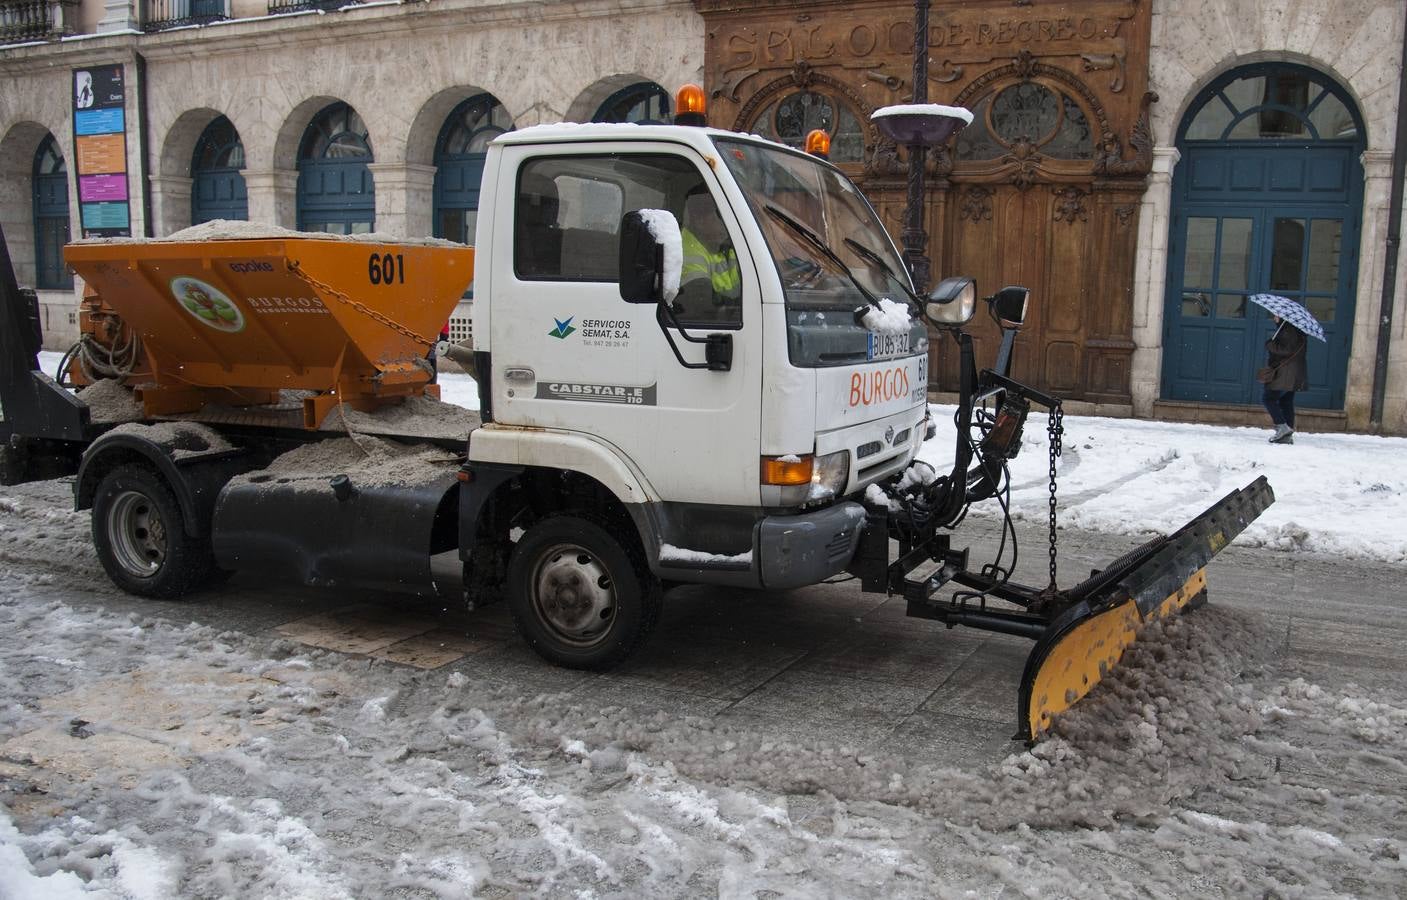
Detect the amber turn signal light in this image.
<box><xmin>760</xmin><ymin>455</ymin><xmax>814</xmax><ymax>486</ymax></box>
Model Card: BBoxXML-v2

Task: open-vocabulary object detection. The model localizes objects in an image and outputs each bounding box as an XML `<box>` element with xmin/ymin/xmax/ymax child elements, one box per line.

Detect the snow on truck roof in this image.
<box><xmin>496</xmin><ymin>121</ymin><xmax>799</xmax><ymax>155</ymax></box>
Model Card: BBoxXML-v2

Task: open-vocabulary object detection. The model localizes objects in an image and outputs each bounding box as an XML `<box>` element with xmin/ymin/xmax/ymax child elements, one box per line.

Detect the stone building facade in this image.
<box><xmin>1</xmin><ymin>0</ymin><xmax>1403</xmax><ymax>433</ymax></box>
<box><xmin>0</xmin><ymin>0</ymin><xmax>702</xmax><ymax>347</ymax></box>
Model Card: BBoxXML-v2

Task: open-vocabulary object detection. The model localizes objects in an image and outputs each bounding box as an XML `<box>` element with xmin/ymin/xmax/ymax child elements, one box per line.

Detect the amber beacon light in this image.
<box><xmin>674</xmin><ymin>84</ymin><xmax>707</xmax><ymax>127</ymax></box>
<box><xmin>804</xmin><ymin>129</ymin><xmax>831</xmax><ymax>159</ymax></box>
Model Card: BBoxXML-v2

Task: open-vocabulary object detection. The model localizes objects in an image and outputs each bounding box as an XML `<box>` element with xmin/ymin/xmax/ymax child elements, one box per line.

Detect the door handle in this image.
<box><xmin>503</xmin><ymin>367</ymin><xmax>535</xmax><ymax>383</ymax></box>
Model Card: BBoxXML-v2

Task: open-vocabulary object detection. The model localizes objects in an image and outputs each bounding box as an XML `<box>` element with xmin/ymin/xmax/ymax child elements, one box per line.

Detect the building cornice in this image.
<box><xmin>1</xmin><ymin>0</ymin><xmax>694</xmax><ymax>71</ymax></box>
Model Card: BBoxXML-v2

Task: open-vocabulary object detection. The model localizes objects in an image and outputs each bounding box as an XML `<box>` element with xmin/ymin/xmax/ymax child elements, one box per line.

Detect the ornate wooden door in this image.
<box><xmin>695</xmin><ymin>0</ymin><xmax>1154</xmax><ymax>405</ymax></box>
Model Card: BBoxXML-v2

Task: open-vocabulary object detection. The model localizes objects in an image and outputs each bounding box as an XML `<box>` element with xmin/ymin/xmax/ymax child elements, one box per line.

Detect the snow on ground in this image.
<box><xmin>6</xmin><ymin>352</ymin><xmax>1405</xmax><ymax>896</ymax></box>
<box><xmin>0</xmin><ymin>533</ymin><xmax>1403</xmax><ymax>897</ymax></box>
<box><xmin>915</xmin><ymin>403</ymin><xmax>1407</xmax><ymax>564</ymax></box>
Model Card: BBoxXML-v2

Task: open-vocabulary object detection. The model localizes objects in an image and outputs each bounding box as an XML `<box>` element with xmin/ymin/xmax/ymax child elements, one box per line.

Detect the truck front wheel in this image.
<box><xmin>92</xmin><ymin>465</ymin><xmax>213</xmax><ymax>599</ymax></box>
<box><xmin>507</xmin><ymin>513</ymin><xmax>661</xmax><ymax>670</ymax></box>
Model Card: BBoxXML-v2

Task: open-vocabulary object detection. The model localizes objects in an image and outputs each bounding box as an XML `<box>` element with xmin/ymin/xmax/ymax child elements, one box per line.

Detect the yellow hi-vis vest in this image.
<box><xmin>681</xmin><ymin>229</ymin><xmax>741</xmax><ymax>300</ymax></box>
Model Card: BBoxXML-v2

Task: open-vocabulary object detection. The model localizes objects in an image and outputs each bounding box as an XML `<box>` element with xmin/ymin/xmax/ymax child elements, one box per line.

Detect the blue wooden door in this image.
<box><xmin>433</xmin><ymin>94</ymin><xmax>510</xmax><ymax>246</ymax></box>
<box><xmin>296</xmin><ymin>103</ymin><xmax>374</xmax><ymax>234</ymax></box>
<box><xmin>297</xmin><ymin>160</ymin><xmax>375</xmax><ymax>233</ymax></box>
<box><xmin>33</xmin><ymin>135</ymin><xmax>71</xmax><ymax>290</ymax></box>
<box><xmin>1164</xmin><ymin>208</ymin><xmax>1262</xmax><ymax>404</ymax></box>
<box><xmin>1162</xmin><ymin>64</ymin><xmax>1363</xmax><ymax>410</ymax></box>
<box><xmin>433</xmin><ymin>155</ymin><xmax>485</xmax><ymax>244</ymax></box>
<box><xmin>192</xmin><ymin>166</ymin><xmax>247</xmax><ymax>224</ymax></box>
<box><xmin>1164</xmin><ymin>146</ymin><xmax>1359</xmax><ymax>409</ymax></box>
<box><xmin>191</xmin><ymin>116</ymin><xmax>247</xmax><ymax>225</ymax></box>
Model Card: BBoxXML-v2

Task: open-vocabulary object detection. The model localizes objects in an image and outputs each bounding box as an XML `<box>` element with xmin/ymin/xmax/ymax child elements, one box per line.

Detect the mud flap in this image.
<box><xmin>1016</xmin><ymin>475</ymin><xmax>1275</xmax><ymax>742</ymax></box>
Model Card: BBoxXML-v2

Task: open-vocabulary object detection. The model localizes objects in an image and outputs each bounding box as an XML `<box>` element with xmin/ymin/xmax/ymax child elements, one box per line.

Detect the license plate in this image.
<box><xmin>867</xmin><ymin>330</ymin><xmax>910</xmax><ymax>360</ymax></box>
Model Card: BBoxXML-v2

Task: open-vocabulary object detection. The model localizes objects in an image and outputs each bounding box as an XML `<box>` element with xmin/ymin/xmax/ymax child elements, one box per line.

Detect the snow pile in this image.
<box><xmin>659</xmin><ymin>544</ymin><xmax>752</xmax><ymax>566</ymax></box>
<box><xmin>0</xmin><ymin>486</ymin><xmax>95</xmax><ymax>590</ymax></box>
<box><xmin>76</xmin><ymin>378</ymin><xmax>143</xmax><ymax>424</ymax></box>
<box><xmin>508</xmin><ymin>122</ymin><xmax>642</xmax><ymax>139</ymax></box>
<box><xmin>859</xmin><ymin>297</ymin><xmax>913</xmax><ymax>334</ymax></box>
<box><xmin>864</xmin><ymin>459</ymin><xmax>940</xmax><ymax>513</ymax></box>
<box><xmin>101</xmin><ymin>421</ymin><xmax>233</xmax><ymax>458</ymax></box>
<box><xmin>635</xmin><ymin>209</ymin><xmax>682</xmax><ymax>302</ymax></box>
<box><xmin>319</xmin><ymin>395</ymin><xmax>480</xmax><ymax>442</ymax></box>
<box><xmin>78</xmin><ymin>219</ymin><xmax>463</xmax><ymax>248</ymax></box>
<box><xmin>236</xmin><ymin>435</ymin><xmax>461</xmax><ymax>489</ymax></box>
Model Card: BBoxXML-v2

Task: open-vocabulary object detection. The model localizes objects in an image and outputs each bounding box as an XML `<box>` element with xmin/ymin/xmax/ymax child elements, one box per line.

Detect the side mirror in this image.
<box><xmin>990</xmin><ymin>285</ymin><xmax>1029</xmax><ymax>328</ymax></box>
<box><xmin>618</xmin><ymin>211</ymin><xmax>662</xmax><ymax>303</ymax></box>
<box><xmin>619</xmin><ymin>209</ymin><xmax>683</xmax><ymax>304</ymax></box>
<box><xmin>704</xmin><ymin>333</ymin><xmax>733</xmax><ymax>371</ymax></box>
<box><xmin>925</xmin><ymin>276</ymin><xmax>976</xmax><ymax>327</ymax></box>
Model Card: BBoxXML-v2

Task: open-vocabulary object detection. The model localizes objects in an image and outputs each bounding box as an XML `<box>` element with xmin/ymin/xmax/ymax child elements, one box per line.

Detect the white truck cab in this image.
<box><xmin>468</xmin><ymin>123</ymin><xmax>931</xmax><ymax>594</ymax></box>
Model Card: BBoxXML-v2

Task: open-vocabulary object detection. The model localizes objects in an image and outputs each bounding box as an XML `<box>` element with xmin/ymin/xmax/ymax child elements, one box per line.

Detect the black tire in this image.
<box><xmin>506</xmin><ymin>513</ymin><xmax>662</xmax><ymax>670</ymax></box>
<box><xmin>92</xmin><ymin>465</ymin><xmax>213</xmax><ymax>599</ymax></box>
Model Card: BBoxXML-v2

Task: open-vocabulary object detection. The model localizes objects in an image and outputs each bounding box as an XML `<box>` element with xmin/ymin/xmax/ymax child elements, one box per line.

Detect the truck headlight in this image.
<box><xmin>761</xmin><ymin>450</ymin><xmax>850</xmax><ymax>507</ymax></box>
<box><xmin>926</xmin><ymin>276</ymin><xmax>976</xmax><ymax>327</ymax></box>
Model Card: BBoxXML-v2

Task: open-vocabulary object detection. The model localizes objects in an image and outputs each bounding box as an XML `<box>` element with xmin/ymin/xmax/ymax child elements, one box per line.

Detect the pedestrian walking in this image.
<box><xmin>1259</xmin><ymin>315</ymin><xmax>1308</xmax><ymax>444</ymax></box>
<box><xmin>1247</xmin><ymin>293</ymin><xmax>1324</xmax><ymax>445</ymax></box>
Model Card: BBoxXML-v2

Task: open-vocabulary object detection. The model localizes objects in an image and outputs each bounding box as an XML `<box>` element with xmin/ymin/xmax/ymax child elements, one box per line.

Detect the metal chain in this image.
<box><xmin>285</xmin><ymin>261</ymin><xmax>433</xmax><ymax>348</ymax></box>
<box><xmin>1046</xmin><ymin>404</ymin><xmax>1064</xmax><ymax>591</ymax></box>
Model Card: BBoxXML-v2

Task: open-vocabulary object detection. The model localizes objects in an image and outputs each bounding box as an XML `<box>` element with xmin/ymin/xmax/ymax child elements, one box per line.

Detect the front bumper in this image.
<box><xmin>756</xmin><ymin>500</ymin><xmax>868</xmax><ymax>590</ymax></box>
<box><xmin>646</xmin><ymin>500</ymin><xmax>869</xmax><ymax>591</ymax></box>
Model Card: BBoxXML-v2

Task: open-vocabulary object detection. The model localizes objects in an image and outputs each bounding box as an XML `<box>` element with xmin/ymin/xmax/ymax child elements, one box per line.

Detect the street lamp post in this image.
<box><xmin>903</xmin><ymin>0</ymin><xmax>931</xmax><ymax>293</ymax></box>
<box><xmin>872</xmin><ymin>5</ymin><xmax>969</xmax><ymax>296</ymax></box>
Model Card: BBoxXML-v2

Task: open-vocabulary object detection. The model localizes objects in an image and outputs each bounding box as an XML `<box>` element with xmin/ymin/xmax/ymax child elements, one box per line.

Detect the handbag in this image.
<box><xmin>1255</xmin><ymin>365</ymin><xmax>1278</xmax><ymax>384</ymax></box>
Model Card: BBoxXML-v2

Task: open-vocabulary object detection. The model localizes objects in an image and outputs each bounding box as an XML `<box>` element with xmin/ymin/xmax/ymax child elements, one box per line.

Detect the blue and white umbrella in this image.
<box><xmin>1247</xmin><ymin>293</ymin><xmax>1327</xmax><ymax>342</ymax></box>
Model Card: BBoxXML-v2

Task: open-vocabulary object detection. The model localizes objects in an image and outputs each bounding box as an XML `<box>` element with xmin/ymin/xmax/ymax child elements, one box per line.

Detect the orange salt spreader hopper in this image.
<box><xmin>64</xmin><ymin>237</ymin><xmax>474</xmax><ymax>428</ymax></box>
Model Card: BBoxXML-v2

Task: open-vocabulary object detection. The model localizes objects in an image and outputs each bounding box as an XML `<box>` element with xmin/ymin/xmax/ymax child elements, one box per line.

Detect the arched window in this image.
<box><xmin>433</xmin><ymin>94</ymin><xmax>512</xmax><ymax>244</ymax></box>
<box><xmin>748</xmin><ymin>90</ymin><xmax>864</xmax><ymax>163</ymax></box>
<box><xmin>33</xmin><ymin>135</ymin><xmax>71</xmax><ymax>290</ymax></box>
<box><xmin>955</xmin><ymin>82</ymin><xmax>1094</xmax><ymax>161</ymax></box>
<box><xmin>296</xmin><ymin>102</ymin><xmax>374</xmax><ymax>234</ymax></box>
<box><xmin>191</xmin><ymin>115</ymin><xmax>247</xmax><ymax>225</ymax></box>
<box><xmin>1181</xmin><ymin>65</ymin><xmax>1360</xmax><ymax>142</ymax></box>
<box><xmin>592</xmin><ymin>83</ymin><xmax>670</xmax><ymax>125</ymax></box>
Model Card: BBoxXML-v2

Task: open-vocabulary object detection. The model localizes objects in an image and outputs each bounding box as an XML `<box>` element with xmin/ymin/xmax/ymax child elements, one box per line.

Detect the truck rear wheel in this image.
<box><xmin>507</xmin><ymin>513</ymin><xmax>661</xmax><ymax>670</ymax></box>
<box><xmin>92</xmin><ymin>465</ymin><xmax>213</xmax><ymax>599</ymax></box>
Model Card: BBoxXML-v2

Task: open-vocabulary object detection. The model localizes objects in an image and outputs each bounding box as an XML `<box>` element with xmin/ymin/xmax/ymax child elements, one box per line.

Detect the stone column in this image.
<box><xmin>98</xmin><ymin>0</ymin><xmax>137</xmax><ymax>33</ymax></box>
<box><xmin>1351</xmin><ymin>150</ymin><xmax>1405</xmax><ymax>432</ymax></box>
<box><xmin>1128</xmin><ymin>146</ymin><xmax>1179</xmax><ymax>418</ymax></box>
<box><xmin>242</xmin><ymin>168</ymin><xmax>298</xmax><ymax>229</ymax></box>
<box><xmin>366</xmin><ymin>162</ymin><xmax>437</xmax><ymax>239</ymax></box>
<box><xmin>148</xmin><ymin>174</ymin><xmax>192</xmax><ymax>237</ymax></box>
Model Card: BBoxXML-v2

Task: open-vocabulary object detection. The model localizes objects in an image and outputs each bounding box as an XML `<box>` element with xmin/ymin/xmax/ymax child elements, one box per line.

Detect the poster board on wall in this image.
<box><xmin>72</xmin><ymin>64</ymin><xmax>131</xmax><ymax>239</ymax></box>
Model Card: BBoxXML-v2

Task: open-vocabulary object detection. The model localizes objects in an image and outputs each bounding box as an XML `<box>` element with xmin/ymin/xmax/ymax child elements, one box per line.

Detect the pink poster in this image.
<box><xmin>79</xmin><ymin>173</ymin><xmax>128</xmax><ymax>202</ymax></box>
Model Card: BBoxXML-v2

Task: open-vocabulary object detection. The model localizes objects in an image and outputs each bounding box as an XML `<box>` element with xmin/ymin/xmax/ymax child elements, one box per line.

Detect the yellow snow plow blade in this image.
<box><xmin>1017</xmin><ymin>476</ymin><xmax>1274</xmax><ymax>741</ymax></box>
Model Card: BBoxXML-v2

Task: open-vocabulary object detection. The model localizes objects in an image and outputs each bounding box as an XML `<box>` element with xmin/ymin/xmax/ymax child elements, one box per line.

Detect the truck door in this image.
<box><xmin>487</xmin><ymin>143</ymin><xmax>762</xmax><ymax>509</ymax></box>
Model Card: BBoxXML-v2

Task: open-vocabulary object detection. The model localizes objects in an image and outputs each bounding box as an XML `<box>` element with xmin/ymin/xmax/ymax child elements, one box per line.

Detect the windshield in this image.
<box><xmin>715</xmin><ymin>137</ymin><xmax>925</xmax><ymax>367</ymax></box>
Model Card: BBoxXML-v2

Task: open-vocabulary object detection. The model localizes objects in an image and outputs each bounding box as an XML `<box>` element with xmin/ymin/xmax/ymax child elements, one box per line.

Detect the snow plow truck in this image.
<box><xmin>0</xmin><ymin>99</ymin><xmax>1273</xmax><ymax>742</ymax></box>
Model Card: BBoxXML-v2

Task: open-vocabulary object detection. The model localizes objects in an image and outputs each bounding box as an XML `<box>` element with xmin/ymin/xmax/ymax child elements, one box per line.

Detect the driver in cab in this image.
<box><xmin>677</xmin><ymin>187</ymin><xmax>741</xmax><ymax>323</ymax></box>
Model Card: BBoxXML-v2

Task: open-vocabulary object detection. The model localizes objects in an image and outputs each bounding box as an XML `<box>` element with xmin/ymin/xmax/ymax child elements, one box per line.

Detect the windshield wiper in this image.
<box><xmin>764</xmin><ymin>204</ymin><xmax>884</xmax><ymax>312</ymax></box>
<box><xmin>842</xmin><ymin>237</ymin><xmax>924</xmax><ymax>315</ymax></box>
